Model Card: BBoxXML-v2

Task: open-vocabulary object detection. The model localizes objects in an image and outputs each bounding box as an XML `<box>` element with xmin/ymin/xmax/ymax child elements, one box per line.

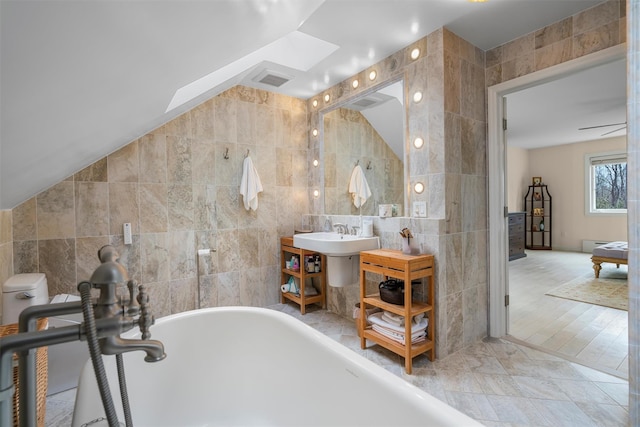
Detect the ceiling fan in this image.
<box><xmin>578</xmin><ymin>121</ymin><xmax>627</xmax><ymax>136</ymax></box>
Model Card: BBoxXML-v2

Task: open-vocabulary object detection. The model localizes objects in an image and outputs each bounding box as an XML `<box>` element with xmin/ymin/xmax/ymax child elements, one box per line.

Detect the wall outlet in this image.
<box><xmin>123</xmin><ymin>223</ymin><xmax>132</xmax><ymax>245</ymax></box>
<box><xmin>413</xmin><ymin>201</ymin><xmax>427</xmax><ymax>217</ymax></box>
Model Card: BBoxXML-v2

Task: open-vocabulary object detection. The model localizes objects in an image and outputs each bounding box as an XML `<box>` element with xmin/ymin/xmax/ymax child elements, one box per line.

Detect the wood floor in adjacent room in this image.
<box><xmin>508</xmin><ymin>250</ymin><xmax>628</xmax><ymax>379</ymax></box>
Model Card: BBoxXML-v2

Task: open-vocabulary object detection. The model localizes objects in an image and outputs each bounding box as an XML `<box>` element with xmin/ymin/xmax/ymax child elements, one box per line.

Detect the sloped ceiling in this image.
<box><xmin>0</xmin><ymin>0</ymin><xmax>616</xmax><ymax>209</ymax></box>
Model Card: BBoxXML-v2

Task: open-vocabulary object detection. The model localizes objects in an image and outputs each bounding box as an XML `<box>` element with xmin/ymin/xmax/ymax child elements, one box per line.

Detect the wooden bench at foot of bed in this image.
<box><xmin>591</xmin><ymin>241</ymin><xmax>628</xmax><ymax>278</ymax></box>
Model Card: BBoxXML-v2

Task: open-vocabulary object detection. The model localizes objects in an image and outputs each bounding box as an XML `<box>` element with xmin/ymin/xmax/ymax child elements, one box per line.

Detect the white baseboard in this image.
<box><xmin>581</xmin><ymin>240</ymin><xmax>611</xmax><ymax>253</ymax></box>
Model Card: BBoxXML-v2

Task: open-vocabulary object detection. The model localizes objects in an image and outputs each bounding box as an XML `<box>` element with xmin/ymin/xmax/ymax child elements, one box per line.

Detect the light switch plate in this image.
<box><xmin>123</xmin><ymin>223</ymin><xmax>132</xmax><ymax>245</ymax></box>
<box><xmin>413</xmin><ymin>201</ymin><xmax>427</xmax><ymax>217</ymax></box>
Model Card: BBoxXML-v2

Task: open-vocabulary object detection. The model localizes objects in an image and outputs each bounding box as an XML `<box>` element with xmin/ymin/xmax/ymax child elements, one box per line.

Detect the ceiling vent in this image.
<box><xmin>253</xmin><ymin>69</ymin><xmax>293</xmax><ymax>88</ymax></box>
<box><xmin>352</xmin><ymin>97</ymin><xmax>378</xmax><ymax>108</ymax></box>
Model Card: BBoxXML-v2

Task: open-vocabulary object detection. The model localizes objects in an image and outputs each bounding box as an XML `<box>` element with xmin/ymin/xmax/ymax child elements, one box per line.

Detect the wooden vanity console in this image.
<box><xmin>280</xmin><ymin>237</ymin><xmax>326</xmax><ymax>314</ymax></box>
<box><xmin>359</xmin><ymin>249</ymin><xmax>435</xmax><ymax>374</ymax></box>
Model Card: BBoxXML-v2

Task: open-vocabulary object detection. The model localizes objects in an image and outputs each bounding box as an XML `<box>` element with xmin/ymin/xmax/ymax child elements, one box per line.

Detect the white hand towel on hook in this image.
<box><xmin>348</xmin><ymin>164</ymin><xmax>371</xmax><ymax>208</ymax></box>
<box><xmin>240</xmin><ymin>155</ymin><xmax>263</xmax><ymax>211</ymax></box>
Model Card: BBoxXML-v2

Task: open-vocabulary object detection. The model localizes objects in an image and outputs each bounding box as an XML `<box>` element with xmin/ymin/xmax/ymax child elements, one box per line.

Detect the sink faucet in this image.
<box><xmin>334</xmin><ymin>223</ymin><xmax>347</xmax><ymax>234</ymax></box>
<box><xmin>351</xmin><ymin>226</ymin><xmax>360</xmax><ymax>236</ymax></box>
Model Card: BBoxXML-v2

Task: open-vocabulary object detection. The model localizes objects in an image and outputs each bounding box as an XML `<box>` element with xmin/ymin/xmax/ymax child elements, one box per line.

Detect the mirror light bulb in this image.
<box><xmin>369</xmin><ymin>70</ymin><xmax>377</xmax><ymax>81</ymax></box>
<box><xmin>413</xmin><ymin>91</ymin><xmax>423</xmax><ymax>103</ymax></box>
<box><xmin>413</xmin><ymin>137</ymin><xmax>424</xmax><ymax>149</ymax></box>
<box><xmin>312</xmin><ymin>128</ymin><xmax>318</xmax><ymax>137</ymax></box>
<box><xmin>352</xmin><ymin>79</ymin><xmax>359</xmax><ymax>89</ymax></box>
<box><xmin>313</xmin><ymin>189</ymin><xmax>320</xmax><ymax>198</ymax></box>
<box><xmin>414</xmin><ymin>182</ymin><xmax>425</xmax><ymax>194</ymax></box>
<box><xmin>324</xmin><ymin>93</ymin><xmax>330</xmax><ymax>102</ymax></box>
<box><xmin>313</xmin><ymin>159</ymin><xmax>319</xmax><ymax>167</ymax></box>
<box><xmin>410</xmin><ymin>48</ymin><xmax>420</xmax><ymax>60</ymax></box>
<box><xmin>312</xmin><ymin>99</ymin><xmax>318</xmax><ymax>108</ymax></box>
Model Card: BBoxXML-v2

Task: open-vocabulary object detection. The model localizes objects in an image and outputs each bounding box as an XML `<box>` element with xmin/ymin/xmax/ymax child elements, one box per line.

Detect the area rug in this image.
<box><xmin>545</xmin><ymin>275</ymin><xmax>628</xmax><ymax>311</ymax></box>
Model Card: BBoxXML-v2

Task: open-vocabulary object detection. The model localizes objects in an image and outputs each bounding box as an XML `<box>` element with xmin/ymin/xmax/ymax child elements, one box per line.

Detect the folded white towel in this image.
<box><xmin>372</xmin><ymin>324</ymin><xmax>426</xmax><ymax>345</ymax></box>
<box><xmin>368</xmin><ymin>312</ymin><xmax>428</xmax><ymax>334</ymax></box>
<box><xmin>240</xmin><ymin>155</ymin><xmax>263</xmax><ymax>211</ymax></box>
<box><xmin>348</xmin><ymin>164</ymin><xmax>371</xmax><ymax>208</ymax></box>
<box><xmin>382</xmin><ymin>312</ymin><xmax>404</xmax><ymax>326</ymax></box>
<box><xmin>372</xmin><ymin>323</ymin><xmax>426</xmax><ymax>339</ymax></box>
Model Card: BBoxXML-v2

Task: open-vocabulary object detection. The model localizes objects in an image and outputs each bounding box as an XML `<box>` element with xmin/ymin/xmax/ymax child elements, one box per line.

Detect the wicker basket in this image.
<box><xmin>0</xmin><ymin>317</ymin><xmax>48</xmax><ymax>427</ymax></box>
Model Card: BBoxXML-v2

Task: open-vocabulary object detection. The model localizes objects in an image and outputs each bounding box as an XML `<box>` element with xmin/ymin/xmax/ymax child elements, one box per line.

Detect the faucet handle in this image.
<box><xmin>127</xmin><ymin>280</ymin><xmax>140</xmax><ymax>316</ymax></box>
<box><xmin>351</xmin><ymin>226</ymin><xmax>360</xmax><ymax>235</ymax></box>
<box><xmin>136</xmin><ymin>284</ymin><xmax>155</xmax><ymax>340</ymax></box>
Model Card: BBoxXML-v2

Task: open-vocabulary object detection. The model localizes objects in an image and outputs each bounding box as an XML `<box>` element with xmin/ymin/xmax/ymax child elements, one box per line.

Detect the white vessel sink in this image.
<box><xmin>293</xmin><ymin>232</ymin><xmax>380</xmax><ymax>256</ymax></box>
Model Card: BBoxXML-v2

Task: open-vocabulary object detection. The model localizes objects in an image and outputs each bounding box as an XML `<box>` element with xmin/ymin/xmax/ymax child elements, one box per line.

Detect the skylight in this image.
<box><xmin>165</xmin><ymin>30</ymin><xmax>338</xmax><ymax>113</ymax></box>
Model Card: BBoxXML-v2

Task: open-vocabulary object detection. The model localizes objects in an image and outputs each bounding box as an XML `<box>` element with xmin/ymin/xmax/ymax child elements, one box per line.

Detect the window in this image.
<box><xmin>585</xmin><ymin>151</ymin><xmax>627</xmax><ymax>215</ymax></box>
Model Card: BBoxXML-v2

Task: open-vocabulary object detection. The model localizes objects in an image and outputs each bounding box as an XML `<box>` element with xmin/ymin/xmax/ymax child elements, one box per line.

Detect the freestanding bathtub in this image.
<box><xmin>72</xmin><ymin>307</ymin><xmax>481</xmax><ymax>426</ymax></box>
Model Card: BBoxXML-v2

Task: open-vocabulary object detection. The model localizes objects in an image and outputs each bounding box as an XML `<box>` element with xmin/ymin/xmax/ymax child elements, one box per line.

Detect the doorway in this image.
<box><xmin>487</xmin><ymin>44</ymin><xmax>627</xmax><ymax>339</ymax></box>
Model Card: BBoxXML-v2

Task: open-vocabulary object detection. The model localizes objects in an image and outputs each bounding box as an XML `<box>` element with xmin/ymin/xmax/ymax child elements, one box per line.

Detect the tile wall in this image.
<box><xmin>486</xmin><ymin>0</ymin><xmax>625</xmax><ymax>86</ymax></box>
<box><xmin>0</xmin><ymin>211</ymin><xmax>12</xmax><ymax>307</ymax></box>
<box><xmin>6</xmin><ymin>86</ymin><xmax>309</xmax><ymax>318</ymax></box>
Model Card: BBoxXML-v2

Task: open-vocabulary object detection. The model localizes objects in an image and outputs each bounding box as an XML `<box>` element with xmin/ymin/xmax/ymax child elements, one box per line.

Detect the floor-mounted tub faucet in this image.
<box><xmin>0</xmin><ymin>245</ymin><xmax>166</xmax><ymax>427</ymax></box>
<box><xmin>87</xmin><ymin>245</ymin><xmax>165</xmax><ymax>362</ymax></box>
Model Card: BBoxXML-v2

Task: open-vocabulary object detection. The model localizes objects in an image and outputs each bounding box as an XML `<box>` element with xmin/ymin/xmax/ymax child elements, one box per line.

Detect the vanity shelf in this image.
<box><xmin>280</xmin><ymin>237</ymin><xmax>326</xmax><ymax>314</ymax></box>
<box><xmin>359</xmin><ymin>249</ymin><xmax>435</xmax><ymax>374</ymax></box>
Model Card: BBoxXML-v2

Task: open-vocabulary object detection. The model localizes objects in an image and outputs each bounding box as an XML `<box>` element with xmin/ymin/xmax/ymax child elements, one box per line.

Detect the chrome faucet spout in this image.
<box><xmin>333</xmin><ymin>223</ymin><xmax>346</xmax><ymax>234</ymax></box>
<box><xmin>101</xmin><ymin>335</ymin><xmax>166</xmax><ymax>363</ymax></box>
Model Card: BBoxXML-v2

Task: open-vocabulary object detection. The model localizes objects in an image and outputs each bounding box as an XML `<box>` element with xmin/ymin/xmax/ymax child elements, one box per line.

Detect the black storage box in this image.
<box><xmin>378</xmin><ymin>279</ymin><xmax>419</xmax><ymax>305</ymax></box>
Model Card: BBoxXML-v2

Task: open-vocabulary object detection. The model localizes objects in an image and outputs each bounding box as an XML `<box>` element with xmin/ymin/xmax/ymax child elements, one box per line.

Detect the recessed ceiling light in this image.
<box><xmin>410</xmin><ymin>48</ymin><xmax>420</xmax><ymax>60</ymax></box>
<box><xmin>312</xmin><ymin>99</ymin><xmax>318</xmax><ymax>108</ymax></box>
<box><xmin>324</xmin><ymin>93</ymin><xmax>330</xmax><ymax>102</ymax></box>
<box><xmin>352</xmin><ymin>79</ymin><xmax>359</xmax><ymax>89</ymax></box>
<box><xmin>369</xmin><ymin>70</ymin><xmax>377</xmax><ymax>81</ymax></box>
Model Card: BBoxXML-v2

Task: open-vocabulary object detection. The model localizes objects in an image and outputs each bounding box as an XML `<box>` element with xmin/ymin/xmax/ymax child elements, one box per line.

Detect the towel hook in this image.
<box><xmin>366</xmin><ymin>161</ymin><xmax>372</xmax><ymax>170</ymax></box>
<box><xmin>223</xmin><ymin>147</ymin><xmax>229</xmax><ymax>160</ymax></box>
<box><xmin>355</xmin><ymin>160</ymin><xmax>359</xmax><ymax>166</ymax></box>
<box><xmin>245</xmin><ymin>149</ymin><xmax>250</xmax><ymax>158</ymax></box>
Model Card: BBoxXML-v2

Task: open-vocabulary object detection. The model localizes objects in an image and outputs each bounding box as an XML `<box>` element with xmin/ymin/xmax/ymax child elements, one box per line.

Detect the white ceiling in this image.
<box><xmin>506</xmin><ymin>58</ymin><xmax>626</xmax><ymax>149</ymax></box>
<box><xmin>0</xmin><ymin>0</ymin><xmax>620</xmax><ymax>209</ymax></box>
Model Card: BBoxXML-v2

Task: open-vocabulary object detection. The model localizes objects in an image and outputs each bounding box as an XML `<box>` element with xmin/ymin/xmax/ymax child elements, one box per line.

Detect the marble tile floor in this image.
<box><xmin>45</xmin><ymin>302</ymin><xmax>629</xmax><ymax>427</ymax></box>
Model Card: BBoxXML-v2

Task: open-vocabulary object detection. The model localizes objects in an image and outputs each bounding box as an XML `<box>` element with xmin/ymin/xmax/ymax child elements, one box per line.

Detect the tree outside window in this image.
<box><xmin>586</xmin><ymin>152</ymin><xmax>627</xmax><ymax>214</ymax></box>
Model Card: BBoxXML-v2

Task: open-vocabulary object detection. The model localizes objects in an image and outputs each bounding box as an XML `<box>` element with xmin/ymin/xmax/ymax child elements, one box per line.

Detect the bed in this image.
<box><xmin>591</xmin><ymin>241</ymin><xmax>628</xmax><ymax>278</ymax></box>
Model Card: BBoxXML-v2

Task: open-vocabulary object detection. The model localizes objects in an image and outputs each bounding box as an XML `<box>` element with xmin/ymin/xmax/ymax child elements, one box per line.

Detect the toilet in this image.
<box><xmin>2</xmin><ymin>273</ymin><xmax>90</xmax><ymax>395</ymax></box>
<box><xmin>1</xmin><ymin>273</ymin><xmax>49</xmax><ymax>324</ymax></box>
<box><xmin>47</xmin><ymin>294</ymin><xmax>89</xmax><ymax>394</ymax></box>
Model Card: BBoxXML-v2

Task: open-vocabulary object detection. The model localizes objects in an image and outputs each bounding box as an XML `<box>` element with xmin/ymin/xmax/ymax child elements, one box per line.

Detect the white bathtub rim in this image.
<box><xmin>79</xmin><ymin>306</ymin><xmax>481</xmax><ymax>426</ymax></box>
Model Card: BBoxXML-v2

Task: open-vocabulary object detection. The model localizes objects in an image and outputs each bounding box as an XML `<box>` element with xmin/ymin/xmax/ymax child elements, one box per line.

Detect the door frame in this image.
<box><xmin>487</xmin><ymin>44</ymin><xmax>626</xmax><ymax>337</ymax></box>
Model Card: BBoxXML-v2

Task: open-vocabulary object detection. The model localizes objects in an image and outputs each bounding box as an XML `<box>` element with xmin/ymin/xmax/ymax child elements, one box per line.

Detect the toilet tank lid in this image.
<box><xmin>3</xmin><ymin>273</ymin><xmax>47</xmax><ymax>293</ymax></box>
